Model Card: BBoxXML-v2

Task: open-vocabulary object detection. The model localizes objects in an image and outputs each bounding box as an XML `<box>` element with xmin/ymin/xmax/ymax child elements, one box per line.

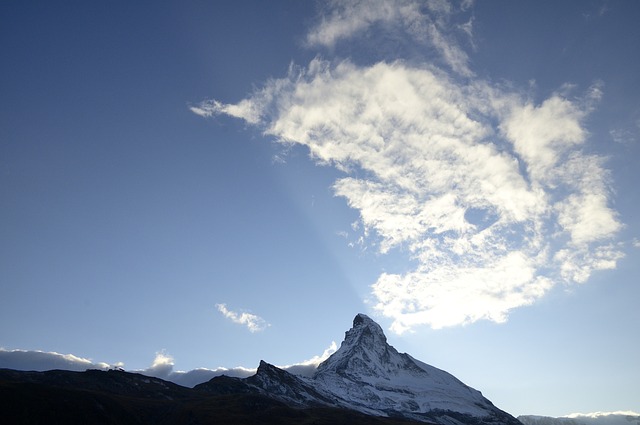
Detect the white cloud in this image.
<box><xmin>192</xmin><ymin>0</ymin><xmax>623</xmax><ymax>333</ymax></box>
<box><xmin>154</xmin><ymin>342</ymin><xmax>338</xmax><ymax>385</ymax></box>
<box><xmin>138</xmin><ymin>351</ymin><xmax>256</xmax><ymax>387</ymax></box>
<box><xmin>373</xmin><ymin>253</ymin><xmax>555</xmax><ymax>332</ymax></box>
<box><xmin>195</xmin><ymin>56</ymin><xmax>622</xmax><ymax>332</ymax></box>
<box><xmin>142</xmin><ymin>350</ymin><xmax>175</xmax><ymax>379</ymax></box>
<box><xmin>305</xmin><ymin>0</ymin><xmax>472</xmax><ymax>76</ymax></box>
<box><xmin>561</xmin><ymin>411</ymin><xmax>640</xmax><ymax>425</ymax></box>
<box><xmin>610</xmin><ymin>128</ymin><xmax>635</xmax><ymax>145</ymax></box>
<box><xmin>500</xmin><ymin>96</ymin><xmax>586</xmax><ymax>183</ymax></box>
<box><xmin>305</xmin><ymin>0</ymin><xmax>421</xmax><ymax>48</ymax></box>
<box><xmin>280</xmin><ymin>341</ymin><xmax>338</xmax><ymax>377</ymax></box>
<box><xmin>564</xmin><ymin>411</ymin><xmax>640</xmax><ymax>419</ymax></box>
<box><xmin>525</xmin><ymin>412</ymin><xmax>640</xmax><ymax>425</ymax></box>
<box><xmin>189</xmin><ymin>99</ymin><xmax>262</xmax><ymax>124</ymax></box>
<box><xmin>216</xmin><ymin>303</ymin><xmax>270</xmax><ymax>333</ymax></box>
<box><xmin>299</xmin><ymin>341</ymin><xmax>338</xmax><ymax>367</ymax></box>
<box><xmin>0</xmin><ymin>345</ymin><xmax>341</xmax><ymax>388</ymax></box>
<box><xmin>0</xmin><ymin>348</ymin><xmax>119</xmax><ymax>372</ymax></box>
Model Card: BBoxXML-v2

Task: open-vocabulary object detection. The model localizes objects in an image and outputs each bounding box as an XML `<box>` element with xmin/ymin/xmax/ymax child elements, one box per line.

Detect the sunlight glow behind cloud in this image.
<box><xmin>193</xmin><ymin>0</ymin><xmax>623</xmax><ymax>333</ymax></box>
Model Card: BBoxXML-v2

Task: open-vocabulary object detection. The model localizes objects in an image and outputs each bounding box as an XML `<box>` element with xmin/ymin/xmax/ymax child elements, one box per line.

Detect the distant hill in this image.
<box><xmin>519</xmin><ymin>412</ymin><xmax>640</xmax><ymax>425</ymax></box>
<box><xmin>0</xmin><ymin>368</ymin><xmax>425</xmax><ymax>425</ymax></box>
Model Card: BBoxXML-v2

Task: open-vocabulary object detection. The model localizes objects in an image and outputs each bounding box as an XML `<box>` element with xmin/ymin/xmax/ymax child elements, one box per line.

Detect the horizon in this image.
<box><xmin>1</xmin><ymin>313</ymin><xmax>639</xmax><ymax>420</ymax></box>
<box><xmin>1</xmin><ymin>0</ymin><xmax>639</xmax><ymax>418</ymax></box>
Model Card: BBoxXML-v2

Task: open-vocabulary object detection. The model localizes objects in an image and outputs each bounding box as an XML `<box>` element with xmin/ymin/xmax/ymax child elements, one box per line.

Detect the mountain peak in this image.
<box><xmin>311</xmin><ymin>314</ymin><xmax>520</xmax><ymax>424</ymax></box>
<box><xmin>345</xmin><ymin>313</ymin><xmax>387</xmax><ymax>347</ymax></box>
<box><xmin>248</xmin><ymin>360</ymin><xmax>340</xmax><ymax>408</ymax></box>
<box><xmin>353</xmin><ymin>312</ymin><xmax>372</xmax><ymax>325</ymax></box>
<box><xmin>314</xmin><ymin>314</ymin><xmax>409</xmax><ymax>381</ymax></box>
<box><xmin>1</xmin><ymin>314</ymin><xmax>522</xmax><ymax>425</ymax></box>
<box><xmin>352</xmin><ymin>313</ymin><xmax>380</xmax><ymax>329</ymax></box>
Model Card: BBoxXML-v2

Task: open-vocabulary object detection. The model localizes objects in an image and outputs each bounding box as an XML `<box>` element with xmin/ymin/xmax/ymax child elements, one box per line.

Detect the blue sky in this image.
<box><xmin>1</xmin><ymin>0</ymin><xmax>639</xmax><ymax>418</ymax></box>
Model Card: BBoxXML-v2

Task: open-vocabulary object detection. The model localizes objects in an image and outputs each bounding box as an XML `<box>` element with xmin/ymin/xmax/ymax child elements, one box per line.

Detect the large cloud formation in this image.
<box><xmin>192</xmin><ymin>0</ymin><xmax>622</xmax><ymax>333</ymax></box>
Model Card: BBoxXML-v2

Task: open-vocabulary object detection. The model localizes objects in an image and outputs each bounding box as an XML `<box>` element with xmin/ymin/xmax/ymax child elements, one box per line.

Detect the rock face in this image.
<box><xmin>246</xmin><ymin>360</ymin><xmax>342</xmax><ymax>408</ymax></box>
<box><xmin>0</xmin><ymin>368</ymin><xmax>421</xmax><ymax>425</ymax></box>
<box><xmin>198</xmin><ymin>313</ymin><xmax>522</xmax><ymax>425</ymax></box>
<box><xmin>310</xmin><ymin>314</ymin><xmax>520</xmax><ymax>424</ymax></box>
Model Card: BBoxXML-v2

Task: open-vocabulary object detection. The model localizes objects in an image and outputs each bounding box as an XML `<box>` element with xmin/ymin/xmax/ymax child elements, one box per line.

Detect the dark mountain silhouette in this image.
<box><xmin>0</xmin><ymin>368</ymin><xmax>428</xmax><ymax>425</ymax></box>
<box><xmin>0</xmin><ymin>314</ymin><xmax>521</xmax><ymax>425</ymax></box>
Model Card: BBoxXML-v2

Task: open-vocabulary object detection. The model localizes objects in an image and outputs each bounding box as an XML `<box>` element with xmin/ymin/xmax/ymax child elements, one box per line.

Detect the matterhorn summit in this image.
<box><xmin>197</xmin><ymin>314</ymin><xmax>522</xmax><ymax>424</ymax></box>
<box><xmin>1</xmin><ymin>313</ymin><xmax>523</xmax><ymax>424</ymax></box>
<box><xmin>308</xmin><ymin>314</ymin><xmax>521</xmax><ymax>424</ymax></box>
<box><xmin>314</xmin><ymin>313</ymin><xmax>426</xmax><ymax>381</ymax></box>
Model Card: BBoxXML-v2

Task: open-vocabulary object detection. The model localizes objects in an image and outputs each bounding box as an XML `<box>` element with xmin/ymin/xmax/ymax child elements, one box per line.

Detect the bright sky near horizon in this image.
<box><xmin>1</xmin><ymin>0</ymin><xmax>639</xmax><ymax>418</ymax></box>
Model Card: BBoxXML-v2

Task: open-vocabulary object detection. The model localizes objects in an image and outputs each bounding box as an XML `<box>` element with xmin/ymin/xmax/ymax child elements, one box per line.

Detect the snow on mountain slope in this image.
<box><xmin>519</xmin><ymin>412</ymin><xmax>640</xmax><ymax>425</ymax></box>
<box><xmin>222</xmin><ymin>314</ymin><xmax>520</xmax><ymax>424</ymax></box>
<box><xmin>308</xmin><ymin>314</ymin><xmax>519</xmax><ymax>423</ymax></box>
<box><xmin>246</xmin><ymin>360</ymin><xmax>344</xmax><ymax>408</ymax></box>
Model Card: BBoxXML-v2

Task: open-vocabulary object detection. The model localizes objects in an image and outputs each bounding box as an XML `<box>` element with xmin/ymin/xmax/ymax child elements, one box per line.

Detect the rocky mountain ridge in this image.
<box><xmin>0</xmin><ymin>367</ymin><xmax>420</xmax><ymax>425</ymax></box>
<box><xmin>197</xmin><ymin>313</ymin><xmax>521</xmax><ymax>425</ymax></box>
<box><xmin>0</xmin><ymin>314</ymin><xmax>522</xmax><ymax>425</ymax></box>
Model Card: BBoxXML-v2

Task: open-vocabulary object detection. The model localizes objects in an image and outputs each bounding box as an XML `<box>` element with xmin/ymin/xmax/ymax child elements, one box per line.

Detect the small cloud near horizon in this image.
<box><xmin>0</xmin><ymin>348</ymin><xmax>122</xmax><ymax>372</ymax></box>
<box><xmin>280</xmin><ymin>341</ymin><xmax>338</xmax><ymax>377</ymax></box>
<box><xmin>563</xmin><ymin>411</ymin><xmax>640</xmax><ymax>419</ymax></box>
<box><xmin>216</xmin><ymin>303</ymin><xmax>271</xmax><ymax>333</ymax></box>
<box><xmin>0</xmin><ymin>342</ymin><xmax>339</xmax><ymax>387</ymax></box>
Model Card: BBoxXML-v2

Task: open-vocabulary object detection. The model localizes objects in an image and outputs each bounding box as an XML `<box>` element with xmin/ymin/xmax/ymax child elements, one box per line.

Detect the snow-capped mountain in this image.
<box><xmin>311</xmin><ymin>313</ymin><xmax>520</xmax><ymax>423</ymax></box>
<box><xmin>519</xmin><ymin>413</ymin><xmax>640</xmax><ymax>425</ymax></box>
<box><xmin>3</xmin><ymin>317</ymin><xmax>635</xmax><ymax>425</ymax></box>
<box><xmin>198</xmin><ymin>313</ymin><xmax>521</xmax><ymax>424</ymax></box>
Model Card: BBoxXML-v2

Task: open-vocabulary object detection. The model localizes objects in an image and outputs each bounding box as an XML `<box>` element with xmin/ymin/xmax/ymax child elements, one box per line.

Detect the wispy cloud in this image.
<box><xmin>193</xmin><ymin>1</ymin><xmax>623</xmax><ymax>333</ymax></box>
<box><xmin>610</xmin><ymin>127</ymin><xmax>637</xmax><ymax>145</ymax></box>
<box><xmin>189</xmin><ymin>99</ymin><xmax>262</xmax><ymax>124</ymax></box>
<box><xmin>305</xmin><ymin>0</ymin><xmax>473</xmax><ymax>76</ymax></box>
<box><xmin>216</xmin><ymin>303</ymin><xmax>270</xmax><ymax>333</ymax></box>
<box><xmin>305</xmin><ymin>0</ymin><xmax>421</xmax><ymax>48</ymax></box>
